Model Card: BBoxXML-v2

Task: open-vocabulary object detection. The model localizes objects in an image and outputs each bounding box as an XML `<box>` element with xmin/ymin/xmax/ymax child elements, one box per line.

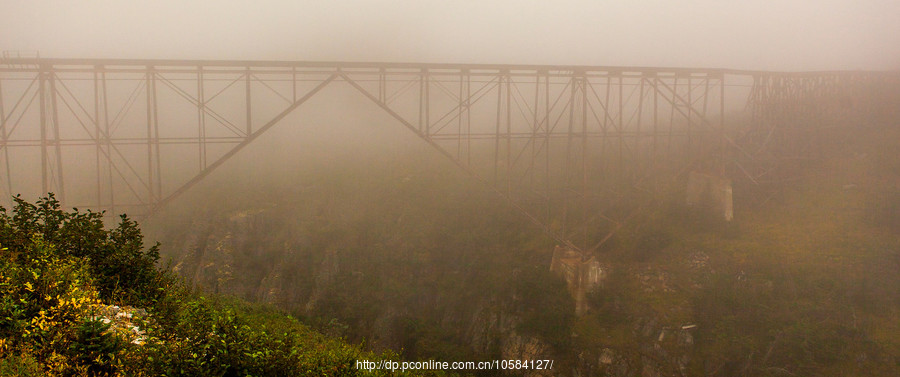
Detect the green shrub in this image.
<box><xmin>0</xmin><ymin>194</ymin><xmax>167</xmax><ymax>307</ymax></box>
<box><xmin>70</xmin><ymin>319</ymin><xmax>121</xmax><ymax>376</ymax></box>
<box><xmin>0</xmin><ymin>352</ymin><xmax>43</xmax><ymax>377</ymax></box>
<box><xmin>1</xmin><ymin>195</ymin><xmax>426</xmax><ymax>376</ymax></box>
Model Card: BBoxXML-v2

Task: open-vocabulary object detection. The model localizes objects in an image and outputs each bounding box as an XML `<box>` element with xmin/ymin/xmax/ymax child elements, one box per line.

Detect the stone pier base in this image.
<box><xmin>686</xmin><ymin>171</ymin><xmax>733</xmax><ymax>221</ymax></box>
<box><xmin>550</xmin><ymin>246</ymin><xmax>605</xmax><ymax>316</ymax></box>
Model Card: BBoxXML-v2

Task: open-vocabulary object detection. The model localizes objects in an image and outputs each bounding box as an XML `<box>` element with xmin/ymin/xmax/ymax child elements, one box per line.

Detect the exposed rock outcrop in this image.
<box><xmin>550</xmin><ymin>245</ymin><xmax>605</xmax><ymax>315</ymax></box>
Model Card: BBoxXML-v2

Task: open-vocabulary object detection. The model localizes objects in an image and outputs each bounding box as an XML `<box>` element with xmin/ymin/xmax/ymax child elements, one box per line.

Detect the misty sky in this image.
<box><xmin>2</xmin><ymin>0</ymin><xmax>899</xmax><ymax>71</ymax></box>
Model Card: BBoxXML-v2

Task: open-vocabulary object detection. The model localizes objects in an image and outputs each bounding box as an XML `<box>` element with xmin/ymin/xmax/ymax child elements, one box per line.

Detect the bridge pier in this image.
<box><xmin>550</xmin><ymin>245</ymin><xmax>605</xmax><ymax>316</ymax></box>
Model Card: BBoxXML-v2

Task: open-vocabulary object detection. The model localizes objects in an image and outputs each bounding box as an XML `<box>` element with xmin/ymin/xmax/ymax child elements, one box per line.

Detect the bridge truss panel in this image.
<box><xmin>738</xmin><ymin>71</ymin><xmax>900</xmax><ymax>184</ymax></box>
<box><xmin>0</xmin><ymin>61</ymin><xmax>338</xmax><ymax>216</ymax></box>
<box><xmin>340</xmin><ymin>67</ymin><xmax>727</xmax><ymax>251</ymax></box>
<box><xmin>1</xmin><ymin>58</ymin><xmax>897</xmax><ymax>254</ymax></box>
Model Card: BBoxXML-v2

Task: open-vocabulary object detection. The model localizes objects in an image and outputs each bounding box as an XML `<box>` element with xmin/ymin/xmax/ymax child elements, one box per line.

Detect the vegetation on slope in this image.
<box><xmin>578</xmin><ymin>125</ymin><xmax>900</xmax><ymax>376</ymax></box>
<box><xmin>0</xmin><ymin>195</ymin><xmax>426</xmax><ymax>376</ymax></box>
<box><xmin>143</xmin><ymin>123</ymin><xmax>900</xmax><ymax>376</ymax></box>
<box><xmin>145</xmin><ymin>149</ymin><xmax>575</xmax><ymax>371</ymax></box>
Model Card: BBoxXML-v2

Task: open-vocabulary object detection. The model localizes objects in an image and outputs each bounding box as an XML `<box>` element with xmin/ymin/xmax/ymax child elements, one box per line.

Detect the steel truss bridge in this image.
<box><xmin>1</xmin><ymin>58</ymin><xmax>898</xmax><ymax>253</ymax></box>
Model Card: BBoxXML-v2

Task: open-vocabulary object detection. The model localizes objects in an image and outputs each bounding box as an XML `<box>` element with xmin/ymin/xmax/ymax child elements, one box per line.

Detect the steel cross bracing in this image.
<box><xmin>0</xmin><ymin>58</ymin><xmax>897</xmax><ymax>253</ymax></box>
<box><xmin>737</xmin><ymin>72</ymin><xmax>900</xmax><ymax>184</ymax></box>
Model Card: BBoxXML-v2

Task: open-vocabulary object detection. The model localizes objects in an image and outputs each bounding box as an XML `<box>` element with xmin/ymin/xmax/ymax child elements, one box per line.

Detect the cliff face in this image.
<box><xmin>156</xmin><ymin>205</ymin><xmax>710</xmax><ymax>376</ymax></box>
<box><xmin>154</xmin><ymin>203</ymin><xmax>579</xmax><ymax>373</ymax></box>
<box><xmin>145</xmin><ymin>124</ymin><xmax>900</xmax><ymax>376</ymax></box>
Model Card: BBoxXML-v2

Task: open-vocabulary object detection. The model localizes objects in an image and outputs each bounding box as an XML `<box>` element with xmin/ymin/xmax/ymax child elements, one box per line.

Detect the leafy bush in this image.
<box><xmin>0</xmin><ymin>195</ymin><xmax>432</xmax><ymax>376</ymax></box>
<box><xmin>690</xmin><ymin>264</ymin><xmax>892</xmax><ymax>376</ymax></box>
<box><xmin>0</xmin><ymin>194</ymin><xmax>165</xmax><ymax>306</ymax></box>
<box><xmin>70</xmin><ymin>319</ymin><xmax>122</xmax><ymax>376</ymax></box>
<box><xmin>0</xmin><ymin>235</ymin><xmax>109</xmax><ymax>375</ymax></box>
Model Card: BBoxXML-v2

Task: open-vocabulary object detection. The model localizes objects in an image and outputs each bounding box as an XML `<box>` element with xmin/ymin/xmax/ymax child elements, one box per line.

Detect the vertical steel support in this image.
<box><xmin>456</xmin><ymin>69</ymin><xmax>472</xmax><ymax>166</ymax></box>
<box><xmin>652</xmin><ymin>75</ymin><xmax>658</xmax><ymax>163</ymax></box>
<box><xmin>457</xmin><ymin>71</ymin><xmax>464</xmax><ymax>160</ymax></box>
<box><xmin>702</xmin><ymin>76</ymin><xmax>709</xmax><ymax>120</ymax></box>
<box><xmin>291</xmin><ymin>67</ymin><xmax>297</xmax><ymax>103</ymax></box>
<box><xmin>153</xmin><ymin>68</ymin><xmax>162</xmax><ymax>201</ymax></box>
<box><xmin>687</xmin><ymin>75</ymin><xmax>693</xmax><ymax>149</ymax></box>
<box><xmin>579</xmin><ymin>73</ymin><xmax>588</xmax><ymax>250</ymax></box>
<box><xmin>543</xmin><ymin>71</ymin><xmax>551</xmax><ymax>223</ymax></box>
<box><xmin>603</xmin><ymin>75</ymin><xmax>611</xmax><ymax>174</ymax></box>
<box><xmin>505</xmin><ymin>70</ymin><xmax>511</xmax><ymax>197</ymax></box>
<box><xmin>494</xmin><ymin>74</ymin><xmax>502</xmax><ymax>183</ymax></box>
<box><xmin>0</xmin><ymin>74</ymin><xmax>10</xmax><ymax>197</ymax></box>
<box><xmin>468</xmin><ymin>71</ymin><xmax>474</xmax><ymax>166</ymax></box>
<box><xmin>246</xmin><ymin>67</ymin><xmax>252</xmax><ymax>136</ymax></box>
<box><xmin>562</xmin><ymin>73</ymin><xmax>577</xmax><ymax>239</ymax></box>
<box><xmin>378</xmin><ymin>68</ymin><xmax>386</xmax><ymax>103</ymax></box>
<box><xmin>48</xmin><ymin>69</ymin><xmax>65</xmax><ymax>204</ymax></box>
<box><xmin>39</xmin><ymin>67</ymin><xmax>48</xmax><ymax>195</ymax></box>
<box><xmin>418</xmin><ymin>69</ymin><xmax>425</xmax><ymax>134</ymax></box>
<box><xmin>617</xmin><ymin>74</ymin><xmax>623</xmax><ymax>181</ymax></box>
<box><xmin>637</xmin><ymin>75</ymin><xmax>645</xmax><ymax>171</ymax></box>
<box><xmin>668</xmin><ymin>76</ymin><xmax>676</xmax><ymax>158</ymax></box>
<box><xmin>424</xmin><ymin>69</ymin><xmax>430</xmax><ymax>137</ymax></box>
<box><xmin>719</xmin><ymin>74</ymin><xmax>726</xmax><ymax>175</ymax></box>
<box><xmin>93</xmin><ymin>70</ymin><xmax>102</xmax><ymax>208</ymax></box>
<box><xmin>101</xmin><ymin>68</ymin><xmax>114</xmax><ymax>214</ymax></box>
<box><xmin>146</xmin><ymin>68</ymin><xmax>155</xmax><ymax>203</ymax></box>
<box><xmin>530</xmin><ymin>73</ymin><xmax>540</xmax><ymax>188</ymax></box>
<box><xmin>197</xmin><ymin>67</ymin><xmax>206</xmax><ymax>169</ymax></box>
<box><xmin>595</xmin><ymin>76</ymin><xmax>607</xmax><ymax>176</ymax></box>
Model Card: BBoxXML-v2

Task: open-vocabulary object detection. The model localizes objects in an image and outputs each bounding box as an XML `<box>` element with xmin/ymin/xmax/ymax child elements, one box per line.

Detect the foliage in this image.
<box><xmin>140</xmin><ymin>132</ymin><xmax>900</xmax><ymax>376</ymax></box>
<box><xmin>0</xmin><ymin>232</ymin><xmax>112</xmax><ymax>375</ymax></box>
<box><xmin>0</xmin><ymin>194</ymin><xmax>164</xmax><ymax>306</ymax></box>
<box><xmin>512</xmin><ymin>267</ymin><xmax>574</xmax><ymax>350</ymax></box>
<box><xmin>70</xmin><ymin>319</ymin><xmax>122</xmax><ymax>376</ymax></box>
<box><xmin>683</xmin><ymin>168</ymin><xmax>900</xmax><ymax>376</ymax></box>
<box><xmin>689</xmin><ymin>264</ymin><xmax>891</xmax><ymax>376</ymax></box>
<box><xmin>145</xmin><ymin>150</ymin><xmax>573</xmax><ymax>367</ymax></box>
<box><xmin>0</xmin><ymin>195</ymin><xmax>432</xmax><ymax>376</ymax></box>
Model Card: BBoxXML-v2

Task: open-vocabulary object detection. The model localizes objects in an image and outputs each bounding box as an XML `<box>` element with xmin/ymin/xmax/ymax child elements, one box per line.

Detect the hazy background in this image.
<box><xmin>2</xmin><ymin>0</ymin><xmax>899</xmax><ymax>71</ymax></box>
<box><xmin>3</xmin><ymin>3</ymin><xmax>900</xmax><ymax>375</ymax></box>
<box><xmin>1</xmin><ymin>0</ymin><xmax>899</xmax><ymax>209</ymax></box>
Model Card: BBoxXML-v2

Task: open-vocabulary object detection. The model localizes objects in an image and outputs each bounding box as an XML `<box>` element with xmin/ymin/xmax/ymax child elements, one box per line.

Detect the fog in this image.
<box><xmin>2</xmin><ymin>0</ymin><xmax>900</xmax><ymax>71</ymax></box>
<box><xmin>1</xmin><ymin>0</ymin><xmax>897</xmax><ymax>222</ymax></box>
<box><xmin>3</xmin><ymin>2</ymin><xmax>900</xmax><ymax>375</ymax></box>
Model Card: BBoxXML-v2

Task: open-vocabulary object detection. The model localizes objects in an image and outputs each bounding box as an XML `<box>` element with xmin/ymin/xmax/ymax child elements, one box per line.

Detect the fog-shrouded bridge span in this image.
<box><xmin>1</xmin><ymin>57</ymin><xmax>898</xmax><ymax>253</ymax></box>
